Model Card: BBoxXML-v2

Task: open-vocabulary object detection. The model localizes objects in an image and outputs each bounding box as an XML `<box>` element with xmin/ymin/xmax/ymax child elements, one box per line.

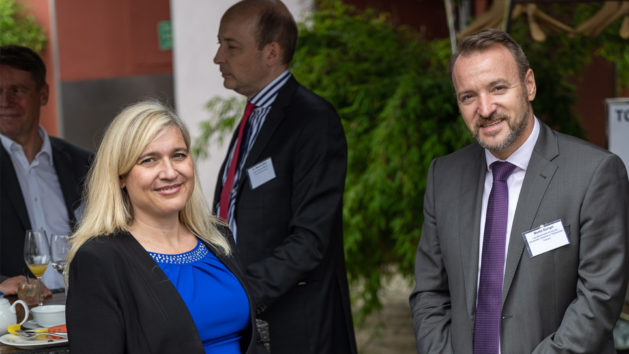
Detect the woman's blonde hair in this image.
<box><xmin>67</xmin><ymin>100</ymin><xmax>231</xmax><ymax>270</ymax></box>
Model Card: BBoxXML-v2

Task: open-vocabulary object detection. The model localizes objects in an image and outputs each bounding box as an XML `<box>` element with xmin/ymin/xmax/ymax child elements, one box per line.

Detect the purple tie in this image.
<box><xmin>473</xmin><ymin>161</ymin><xmax>517</xmax><ymax>354</ymax></box>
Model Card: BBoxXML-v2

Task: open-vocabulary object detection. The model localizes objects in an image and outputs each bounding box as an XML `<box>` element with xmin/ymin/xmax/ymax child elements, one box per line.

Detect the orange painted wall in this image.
<box><xmin>18</xmin><ymin>0</ymin><xmax>58</xmax><ymax>136</ymax></box>
<box><xmin>55</xmin><ymin>0</ymin><xmax>172</xmax><ymax>81</ymax></box>
<box><xmin>16</xmin><ymin>0</ymin><xmax>172</xmax><ymax>134</ymax></box>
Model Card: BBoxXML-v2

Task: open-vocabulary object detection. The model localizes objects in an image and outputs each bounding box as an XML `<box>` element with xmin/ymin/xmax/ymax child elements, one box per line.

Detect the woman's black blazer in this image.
<box><xmin>66</xmin><ymin>230</ymin><xmax>260</xmax><ymax>353</ymax></box>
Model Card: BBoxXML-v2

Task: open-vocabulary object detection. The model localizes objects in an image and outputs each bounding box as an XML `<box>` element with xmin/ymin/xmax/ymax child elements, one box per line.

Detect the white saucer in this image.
<box><xmin>0</xmin><ymin>333</ymin><xmax>68</xmax><ymax>349</ymax></box>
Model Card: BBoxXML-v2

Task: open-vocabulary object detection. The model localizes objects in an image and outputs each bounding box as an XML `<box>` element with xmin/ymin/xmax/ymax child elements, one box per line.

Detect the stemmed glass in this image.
<box><xmin>50</xmin><ymin>234</ymin><xmax>70</xmax><ymax>276</ymax></box>
<box><xmin>23</xmin><ymin>230</ymin><xmax>50</xmax><ymax>306</ymax></box>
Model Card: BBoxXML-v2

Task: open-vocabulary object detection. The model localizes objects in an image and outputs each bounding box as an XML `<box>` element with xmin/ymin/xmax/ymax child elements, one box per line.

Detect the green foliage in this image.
<box><xmin>192</xmin><ymin>96</ymin><xmax>244</xmax><ymax>160</ymax></box>
<box><xmin>292</xmin><ymin>0</ymin><xmax>472</xmax><ymax>317</ymax></box>
<box><xmin>0</xmin><ymin>0</ymin><xmax>47</xmax><ymax>50</ymax></box>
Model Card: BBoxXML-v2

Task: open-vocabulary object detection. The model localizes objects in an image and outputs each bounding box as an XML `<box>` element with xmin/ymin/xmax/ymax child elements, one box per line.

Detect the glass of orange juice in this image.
<box><xmin>23</xmin><ymin>230</ymin><xmax>50</xmax><ymax>306</ymax></box>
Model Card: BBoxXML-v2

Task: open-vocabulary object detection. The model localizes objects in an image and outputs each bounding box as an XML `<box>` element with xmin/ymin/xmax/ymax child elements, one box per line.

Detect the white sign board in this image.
<box><xmin>607</xmin><ymin>98</ymin><xmax>629</xmax><ymax>176</ymax></box>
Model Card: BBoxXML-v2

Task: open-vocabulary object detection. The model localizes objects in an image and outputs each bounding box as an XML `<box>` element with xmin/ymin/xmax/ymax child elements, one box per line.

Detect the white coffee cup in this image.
<box><xmin>31</xmin><ymin>305</ymin><xmax>65</xmax><ymax>327</ymax></box>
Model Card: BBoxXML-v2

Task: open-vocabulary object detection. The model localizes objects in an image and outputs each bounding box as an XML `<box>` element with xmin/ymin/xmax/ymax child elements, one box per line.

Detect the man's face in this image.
<box><xmin>0</xmin><ymin>65</ymin><xmax>48</xmax><ymax>144</ymax></box>
<box><xmin>452</xmin><ymin>44</ymin><xmax>536</xmax><ymax>160</ymax></box>
<box><xmin>214</xmin><ymin>11</ymin><xmax>271</xmax><ymax>99</ymax></box>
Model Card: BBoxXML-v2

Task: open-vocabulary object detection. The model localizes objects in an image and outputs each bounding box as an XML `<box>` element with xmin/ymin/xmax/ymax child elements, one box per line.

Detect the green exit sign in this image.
<box><xmin>158</xmin><ymin>21</ymin><xmax>172</xmax><ymax>50</ymax></box>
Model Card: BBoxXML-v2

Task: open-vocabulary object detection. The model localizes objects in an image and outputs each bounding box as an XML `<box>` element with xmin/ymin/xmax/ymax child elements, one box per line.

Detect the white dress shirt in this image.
<box><xmin>0</xmin><ymin>127</ymin><xmax>70</xmax><ymax>289</ymax></box>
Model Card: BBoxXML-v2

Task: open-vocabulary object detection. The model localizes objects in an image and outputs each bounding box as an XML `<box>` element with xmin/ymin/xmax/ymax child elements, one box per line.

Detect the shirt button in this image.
<box><xmin>34</xmin><ymin>197</ymin><xmax>38</xmax><ymax>202</ymax></box>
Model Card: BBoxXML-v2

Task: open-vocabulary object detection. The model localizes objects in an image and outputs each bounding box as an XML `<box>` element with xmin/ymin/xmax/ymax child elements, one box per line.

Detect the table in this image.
<box><xmin>0</xmin><ymin>293</ymin><xmax>68</xmax><ymax>353</ymax></box>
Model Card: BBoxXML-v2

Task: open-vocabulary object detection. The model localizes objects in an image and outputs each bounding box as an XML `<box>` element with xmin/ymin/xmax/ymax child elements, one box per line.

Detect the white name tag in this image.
<box><xmin>247</xmin><ymin>157</ymin><xmax>276</xmax><ymax>190</ymax></box>
<box><xmin>522</xmin><ymin>219</ymin><xmax>570</xmax><ymax>257</ymax></box>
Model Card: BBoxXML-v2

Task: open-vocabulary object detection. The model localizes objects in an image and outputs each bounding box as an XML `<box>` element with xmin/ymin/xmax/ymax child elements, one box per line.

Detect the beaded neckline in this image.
<box><xmin>148</xmin><ymin>240</ymin><xmax>209</xmax><ymax>264</ymax></box>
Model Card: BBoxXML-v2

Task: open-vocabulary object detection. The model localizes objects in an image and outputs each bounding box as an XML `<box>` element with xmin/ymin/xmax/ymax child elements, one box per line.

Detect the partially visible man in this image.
<box><xmin>410</xmin><ymin>29</ymin><xmax>629</xmax><ymax>353</ymax></box>
<box><xmin>212</xmin><ymin>1</ymin><xmax>357</xmax><ymax>353</ymax></box>
<box><xmin>0</xmin><ymin>45</ymin><xmax>92</xmax><ymax>294</ymax></box>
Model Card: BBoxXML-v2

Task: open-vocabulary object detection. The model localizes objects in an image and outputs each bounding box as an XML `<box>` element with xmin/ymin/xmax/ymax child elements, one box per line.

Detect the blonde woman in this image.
<box><xmin>66</xmin><ymin>101</ymin><xmax>261</xmax><ymax>353</ymax></box>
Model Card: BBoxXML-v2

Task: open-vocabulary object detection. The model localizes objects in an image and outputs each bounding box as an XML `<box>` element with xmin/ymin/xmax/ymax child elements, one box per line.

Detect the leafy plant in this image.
<box><xmin>292</xmin><ymin>0</ymin><xmax>472</xmax><ymax>318</ymax></box>
<box><xmin>191</xmin><ymin>96</ymin><xmax>243</xmax><ymax>160</ymax></box>
<box><xmin>0</xmin><ymin>0</ymin><xmax>47</xmax><ymax>50</ymax></box>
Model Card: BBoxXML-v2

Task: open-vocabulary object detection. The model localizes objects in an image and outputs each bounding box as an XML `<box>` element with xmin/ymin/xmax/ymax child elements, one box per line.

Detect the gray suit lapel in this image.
<box><xmin>460</xmin><ymin>146</ymin><xmax>487</xmax><ymax>317</ymax></box>
<box><xmin>502</xmin><ymin>123</ymin><xmax>559</xmax><ymax>304</ymax></box>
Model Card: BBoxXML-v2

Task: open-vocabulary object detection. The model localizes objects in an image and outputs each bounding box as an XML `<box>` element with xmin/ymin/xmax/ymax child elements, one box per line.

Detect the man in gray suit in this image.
<box><xmin>410</xmin><ymin>29</ymin><xmax>629</xmax><ymax>353</ymax></box>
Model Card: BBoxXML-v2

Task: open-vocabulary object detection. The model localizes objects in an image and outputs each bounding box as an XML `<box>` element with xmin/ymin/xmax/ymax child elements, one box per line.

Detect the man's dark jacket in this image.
<box><xmin>214</xmin><ymin>77</ymin><xmax>357</xmax><ymax>354</ymax></box>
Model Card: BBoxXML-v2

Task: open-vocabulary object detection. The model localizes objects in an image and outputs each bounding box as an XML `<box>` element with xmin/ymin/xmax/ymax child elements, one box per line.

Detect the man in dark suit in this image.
<box><xmin>0</xmin><ymin>45</ymin><xmax>92</xmax><ymax>294</ymax></box>
<box><xmin>410</xmin><ymin>29</ymin><xmax>629</xmax><ymax>353</ymax></box>
<box><xmin>212</xmin><ymin>1</ymin><xmax>357</xmax><ymax>353</ymax></box>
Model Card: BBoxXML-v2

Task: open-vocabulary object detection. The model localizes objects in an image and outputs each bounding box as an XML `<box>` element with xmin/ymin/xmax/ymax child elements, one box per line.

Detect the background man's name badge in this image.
<box><xmin>248</xmin><ymin>157</ymin><xmax>276</xmax><ymax>189</ymax></box>
<box><xmin>522</xmin><ymin>219</ymin><xmax>570</xmax><ymax>257</ymax></box>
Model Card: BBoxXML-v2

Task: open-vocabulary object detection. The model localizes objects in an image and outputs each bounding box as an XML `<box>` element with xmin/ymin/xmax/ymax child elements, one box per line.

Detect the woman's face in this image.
<box><xmin>121</xmin><ymin>125</ymin><xmax>194</xmax><ymax>222</ymax></box>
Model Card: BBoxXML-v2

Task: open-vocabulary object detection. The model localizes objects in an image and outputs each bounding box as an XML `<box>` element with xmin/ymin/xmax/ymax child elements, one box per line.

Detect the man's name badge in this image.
<box><xmin>522</xmin><ymin>219</ymin><xmax>570</xmax><ymax>257</ymax></box>
<box><xmin>247</xmin><ymin>157</ymin><xmax>276</xmax><ymax>189</ymax></box>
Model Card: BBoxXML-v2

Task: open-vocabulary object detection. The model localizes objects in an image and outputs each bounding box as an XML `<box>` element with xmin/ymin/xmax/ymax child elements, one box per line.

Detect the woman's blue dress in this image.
<box><xmin>148</xmin><ymin>240</ymin><xmax>250</xmax><ymax>353</ymax></box>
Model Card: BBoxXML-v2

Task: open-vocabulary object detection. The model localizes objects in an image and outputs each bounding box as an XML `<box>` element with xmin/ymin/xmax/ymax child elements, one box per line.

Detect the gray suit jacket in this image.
<box><xmin>410</xmin><ymin>121</ymin><xmax>629</xmax><ymax>353</ymax></box>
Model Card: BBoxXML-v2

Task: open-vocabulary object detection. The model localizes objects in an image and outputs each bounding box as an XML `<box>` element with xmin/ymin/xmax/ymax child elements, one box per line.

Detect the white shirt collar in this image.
<box><xmin>250</xmin><ymin>70</ymin><xmax>291</xmax><ymax>108</ymax></box>
<box><xmin>0</xmin><ymin>126</ymin><xmax>53</xmax><ymax>164</ymax></box>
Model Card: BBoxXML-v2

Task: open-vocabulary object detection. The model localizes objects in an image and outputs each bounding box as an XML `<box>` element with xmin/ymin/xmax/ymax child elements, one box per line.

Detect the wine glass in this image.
<box><xmin>23</xmin><ymin>230</ymin><xmax>50</xmax><ymax>306</ymax></box>
<box><xmin>50</xmin><ymin>234</ymin><xmax>70</xmax><ymax>276</ymax></box>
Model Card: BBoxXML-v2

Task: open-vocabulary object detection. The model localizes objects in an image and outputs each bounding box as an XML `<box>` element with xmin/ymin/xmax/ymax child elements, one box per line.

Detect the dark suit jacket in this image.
<box><xmin>0</xmin><ymin>137</ymin><xmax>92</xmax><ymax>280</ymax></box>
<box><xmin>66</xmin><ymin>231</ymin><xmax>262</xmax><ymax>354</ymax></box>
<box><xmin>213</xmin><ymin>77</ymin><xmax>357</xmax><ymax>354</ymax></box>
<box><xmin>410</xmin><ymin>121</ymin><xmax>629</xmax><ymax>353</ymax></box>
